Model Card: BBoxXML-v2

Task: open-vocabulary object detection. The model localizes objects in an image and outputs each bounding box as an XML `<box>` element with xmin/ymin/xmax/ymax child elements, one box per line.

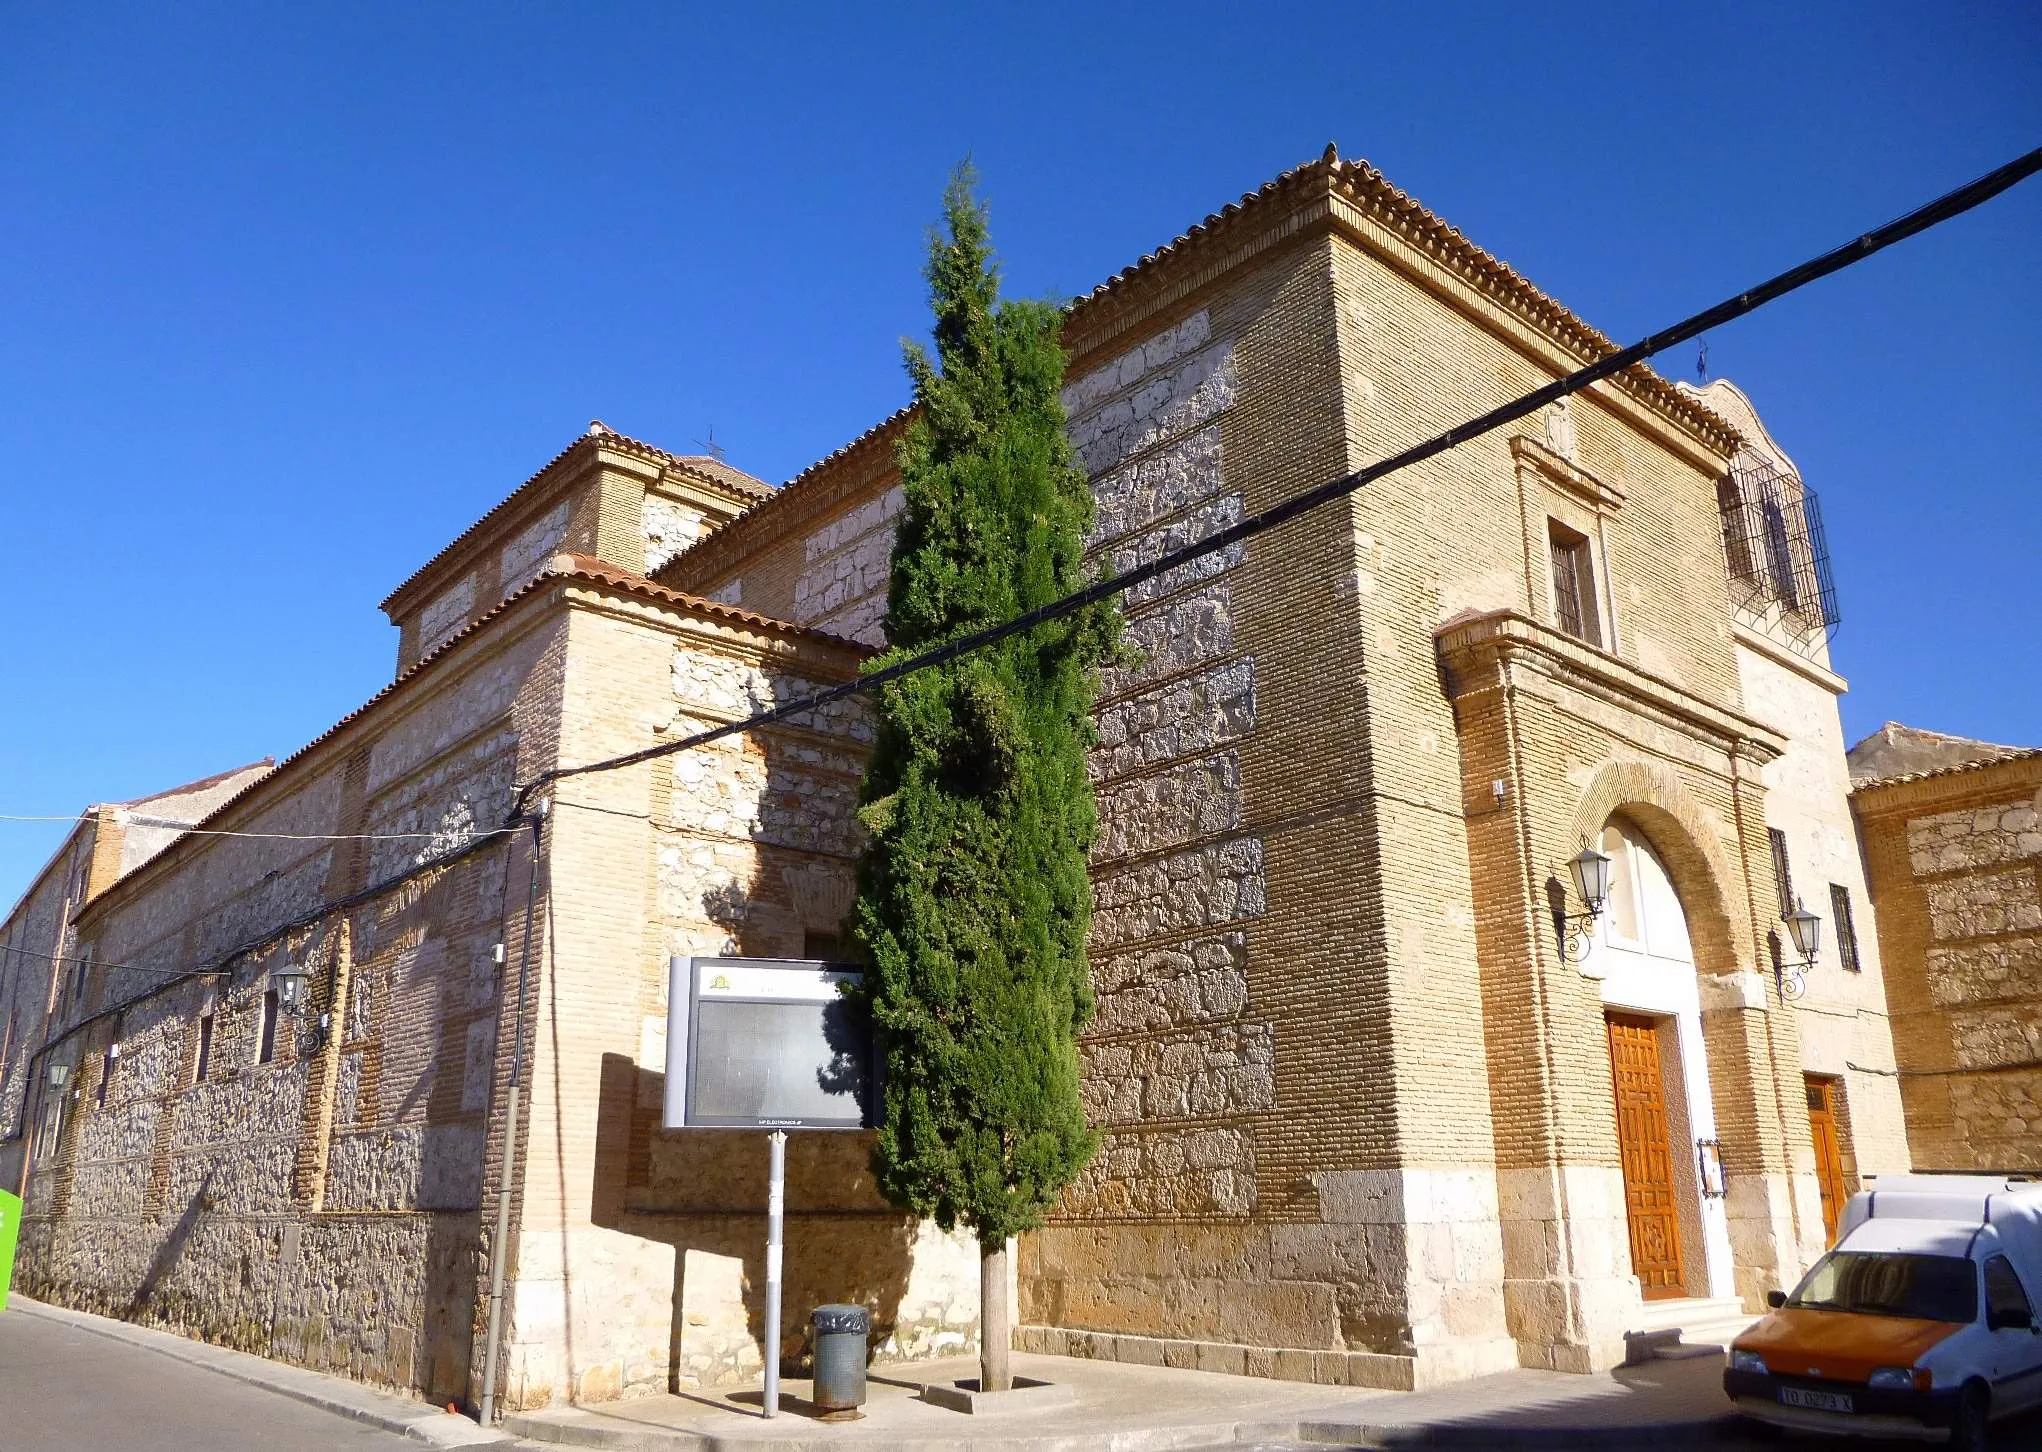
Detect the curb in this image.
<box><xmin>11</xmin><ymin>1297</ymin><xmax>512</xmax><ymax>1447</ymax></box>
<box><xmin>1273</xmin><ymin>1411</ymin><xmax>1743</xmax><ymax>1448</ymax></box>
<box><xmin>504</xmin><ymin>1407</ymin><xmax>1295</xmax><ymax>1452</ymax></box>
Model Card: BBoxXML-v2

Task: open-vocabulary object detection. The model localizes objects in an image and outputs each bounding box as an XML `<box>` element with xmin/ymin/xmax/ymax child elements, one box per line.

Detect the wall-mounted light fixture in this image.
<box><xmin>1697</xmin><ymin>1138</ymin><xmax>1727</xmax><ymax>1198</ymax></box>
<box><xmin>1773</xmin><ymin>900</ymin><xmax>1822</xmax><ymax>1001</ymax></box>
<box><xmin>269</xmin><ymin>962</ymin><xmax>330</xmax><ymax>1053</ymax></box>
<box><xmin>46</xmin><ymin>1060</ymin><xmax>71</xmax><ymax>1092</ymax></box>
<box><xmin>272</xmin><ymin>962</ymin><xmax>311</xmax><ymax>1012</ymax></box>
<box><xmin>1555</xmin><ymin>843</ymin><xmax>1614</xmax><ymax>963</ymax></box>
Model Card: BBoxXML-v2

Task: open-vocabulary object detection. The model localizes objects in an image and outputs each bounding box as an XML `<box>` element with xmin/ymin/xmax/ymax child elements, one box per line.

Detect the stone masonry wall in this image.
<box><xmin>12</xmin><ymin>597</ymin><xmax>572</xmax><ymax>1410</ymax></box>
<box><xmin>1856</xmin><ymin>759</ymin><xmax>2042</xmax><ymax>1170</ymax></box>
<box><xmin>496</xmin><ymin>597</ymin><xmax>977</xmax><ymax>1410</ymax></box>
<box><xmin>0</xmin><ymin>821</ymin><xmax>104</xmax><ymax>1187</ymax></box>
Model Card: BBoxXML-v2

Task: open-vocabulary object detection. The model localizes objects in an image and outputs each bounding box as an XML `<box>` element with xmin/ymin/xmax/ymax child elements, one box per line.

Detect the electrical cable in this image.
<box><xmin>2</xmin><ymin>821</ymin><xmax>532</xmax><ymax>1143</ymax></box>
<box><xmin>507</xmin><ymin>145</ymin><xmax>2042</xmax><ymax>821</ymax></box>
<box><xmin>0</xmin><ymin>811</ymin><xmax>520</xmax><ymax>844</ymax></box>
<box><xmin>9</xmin><ymin>146</ymin><xmax>2039</xmax><ymax>1143</ymax></box>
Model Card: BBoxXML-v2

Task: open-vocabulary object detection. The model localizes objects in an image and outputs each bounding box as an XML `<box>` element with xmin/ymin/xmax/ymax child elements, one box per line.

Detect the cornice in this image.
<box><xmin>553</xmin><ymin>554</ymin><xmax>872</xmax><ymax>672</ymax></box>
<box><xmin>1437</xmin><ymin>608</ymin><xmax>1787</xmax><ymax>765</ymax></box>
<box><xmin>660</xmin><ymin>149</ymin><xmax>1747</xmax><ymax>602</ymax></box>
<box><xmin>1065</xmin><ymin>149</ymin><xmax>1743</xmax><ymax>462</ymax></box>
<box><xmin>1511</xmin><ymin>435</ymin><xmax>1627</xmax><ymax>515</ymax></box>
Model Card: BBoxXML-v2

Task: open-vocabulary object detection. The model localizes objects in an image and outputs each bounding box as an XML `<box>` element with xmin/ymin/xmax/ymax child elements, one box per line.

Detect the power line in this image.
<box><xmin>5</xmin><ymin>823</ymin><xmax>529</xmax><ymax>1144</ymax></box>
<box><xmin>510</xmin><ymin>146</ymin><xmax>2042</xmax><ymax>820</ymax></box>
<box><xmin>0</xmin><ymin>811</ymin><xmax>520</xmax><ymax>844</ymax></box>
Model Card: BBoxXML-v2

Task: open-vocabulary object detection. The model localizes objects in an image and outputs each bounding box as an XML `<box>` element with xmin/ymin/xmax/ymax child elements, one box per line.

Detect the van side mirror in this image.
<box><xmin>1767</xmin><ymin>1290</ymin><xmax>1787</xmax><ymax>1309</ymax></box>
<box><xmin>1987</xmin><ymin>1308</ymin><xmax>2033</xmax><ymax>1332</ymax></box>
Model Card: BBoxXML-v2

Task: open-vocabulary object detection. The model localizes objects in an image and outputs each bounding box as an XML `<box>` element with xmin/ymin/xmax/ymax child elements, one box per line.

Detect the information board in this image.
<box><xmin>663</xmin><ymin>957</ymin><xmax>872</xmax><ymax>1130</ymax></box>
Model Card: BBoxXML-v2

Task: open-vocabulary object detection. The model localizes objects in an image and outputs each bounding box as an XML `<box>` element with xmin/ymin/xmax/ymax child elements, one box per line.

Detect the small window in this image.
<box><xmin>1762</xmin><ymin>498</ymin><xmax>1801</xmax><ymax>608</ymax></box>
<box><xmin>1548</xmin><ymin>520</ymin><xmax>1602</xmax><ymax>645</ymax></box>
<box><xmin>257</xmin><ymin>989</ymin><xmax>280</xmax><ymax>1064</ymax></box>
<box><xmin>1718</xmin><ymin>477</ymin><xmax>1760</xmax><ymax>582</ymax></box>
<box><xmin>194</xmin><ymin>1013</ymin><xmax>214</xmax><ymax>1084</ymax></box>
<box><xmin>1830</xmin><ymin>884</ymin><xmax>1861</xmax><ymax>973</ymax></box>
<box><xmin>802</xmin><ymin>930</ymin><xmax>843</xmax><ymax>961</ymax></box>
<box><xmin>97</xmin><ymin>1042</ymin><xmax>117</xmax><ymax>1107</ymax></box>
<box><xmin>1768</xmin><ymin>829</ymin><xmax>1795</xmax><ymax>918</ymax></box>
<box><xmin>1984</xmin><ymin>1255</ymin><xmax>2034</xmax><ymax>1325</ymax></box>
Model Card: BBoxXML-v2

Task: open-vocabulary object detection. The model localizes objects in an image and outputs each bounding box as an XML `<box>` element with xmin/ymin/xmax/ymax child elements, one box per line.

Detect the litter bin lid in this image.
<box><xmin>811</xmin><ymin>1303</ymin><xmax>870</xmax><ymax>1334</ymax></box>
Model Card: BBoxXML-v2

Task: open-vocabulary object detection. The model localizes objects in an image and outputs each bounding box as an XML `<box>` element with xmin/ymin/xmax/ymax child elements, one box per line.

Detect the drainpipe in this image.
<box><xmin>479</xmin><ymin>802</ymin><xmax>545</xmax><ymax>1424</ymax></box>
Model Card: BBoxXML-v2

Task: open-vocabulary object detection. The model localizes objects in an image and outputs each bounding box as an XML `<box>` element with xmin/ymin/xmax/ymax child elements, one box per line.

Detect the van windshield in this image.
<box><xmin>1788</xmin><ymin>1252</ymin><xmax>1977</xmax><ymax>1323</ymax></box>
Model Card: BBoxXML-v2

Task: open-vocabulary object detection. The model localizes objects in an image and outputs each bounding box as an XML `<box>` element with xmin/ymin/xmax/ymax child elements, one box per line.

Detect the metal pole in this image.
<box><xmin>764</xmin><ymin>1129</ymin><xmax>785</xmax><ymax>1418</ymax></box>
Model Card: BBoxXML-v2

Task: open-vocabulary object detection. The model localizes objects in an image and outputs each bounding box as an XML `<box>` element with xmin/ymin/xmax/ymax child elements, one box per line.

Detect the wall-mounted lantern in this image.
<box><xmin>1697</xmin><ymin>1138</ymin><xmax>1727</xmax><ymax>1198</ymax></box>
<box><xmin>46</xmin><ymin>1061</ymin><xmax>71</xmax><ymax>1092</ymax></box>
<box><xmin>268</xmin><ymin>962</ymin><xmax>331</xmax><ymax>1053</ymax></box>
<box><xmin>1773</xmin><ymin>900</ymin><xmax>1823</xmax><ymax>1001</ymax></box>
<box><xmin>272</xmin><ymin>962</ymin><xmax>312</xmax><ymax>1013</ymax></box>
<box><xmin>1555</xmin><ymin>844</ymin><xmax>1614</xmax><ymax>963</ymax></box>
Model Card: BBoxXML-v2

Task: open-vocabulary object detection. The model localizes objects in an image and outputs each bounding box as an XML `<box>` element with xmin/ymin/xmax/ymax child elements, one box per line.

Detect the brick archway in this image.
<box><xmin>1566</xmin><ymin>759</ymin><xmax>1754</xmax><ymax>979</ymax></box>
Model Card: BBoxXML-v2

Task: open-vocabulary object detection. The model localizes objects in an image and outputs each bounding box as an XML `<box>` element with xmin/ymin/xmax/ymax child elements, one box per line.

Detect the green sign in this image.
<box><xmin>0</xmin><ymin>1187</ymin><xmax>20</xmax><ymax>1312</ymax></box>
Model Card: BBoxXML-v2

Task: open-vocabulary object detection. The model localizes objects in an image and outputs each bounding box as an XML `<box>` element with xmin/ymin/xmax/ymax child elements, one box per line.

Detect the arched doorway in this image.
<box><xmin>1583</xmin><ymin>815</ymin><xmax>1735</xmax><ymax>1302</ymax></box>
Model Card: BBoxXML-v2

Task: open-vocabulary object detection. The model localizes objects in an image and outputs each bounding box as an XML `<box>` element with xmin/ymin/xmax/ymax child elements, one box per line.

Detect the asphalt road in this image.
<box><xmin>0</xmin><ymin>1309</ymin><xmax>423</xmax><ymax>1452</ymax></box>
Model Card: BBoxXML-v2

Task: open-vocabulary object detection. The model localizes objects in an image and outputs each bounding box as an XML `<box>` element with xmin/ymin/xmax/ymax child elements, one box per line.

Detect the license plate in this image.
<box><xmin>1780</xmin><ymin>1386</ymin><xmax>1854</xmax><ymax>1413</ymax></box>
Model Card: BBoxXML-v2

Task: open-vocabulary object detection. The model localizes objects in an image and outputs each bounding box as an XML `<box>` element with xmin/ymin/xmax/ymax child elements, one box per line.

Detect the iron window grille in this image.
<box><xmin>1548</xmin><ymin>520</ymin><xmax>1601</xmax><ymax>646</ymax></box>
<box><xmin>1830</xmin><ymin>883</ymin><xmax>1861</xmax><ymax>974</ymax></box>
<box><xmin>1719</xmin><ymin>453</ymin><xmax>1840</xmax><ymax>642</ymax></box>
<box><xmin>1768</xmin><ymin>828</ymin><xmax>1795</xmax><ymax>919</ymax></box>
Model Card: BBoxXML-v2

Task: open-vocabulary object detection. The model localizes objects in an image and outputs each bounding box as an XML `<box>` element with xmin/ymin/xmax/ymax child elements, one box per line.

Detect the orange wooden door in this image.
<box><xmin>1607</xmin><ymin>1013</ymin><xmax>1688</xmax><ymax>1300</ymax></box>
<box><xmin>1806</xmin><ymin>1076</ymin><xmax>1848</xmax><ymax>1246</ymax></box>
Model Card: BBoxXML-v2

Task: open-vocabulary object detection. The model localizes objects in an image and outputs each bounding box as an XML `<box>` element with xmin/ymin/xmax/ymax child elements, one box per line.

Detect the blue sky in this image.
<box><xmin>2</xmin><ymin>3</ymin><xmax>2037</xmax><ymax>900</ymax></box>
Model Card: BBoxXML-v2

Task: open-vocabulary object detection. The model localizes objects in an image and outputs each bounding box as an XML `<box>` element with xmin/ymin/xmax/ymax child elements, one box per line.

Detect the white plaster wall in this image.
<box><xmin>1734</xmin><ymin>639</ymin><xmax>1908</xmax><ymax>1178</ymax></box>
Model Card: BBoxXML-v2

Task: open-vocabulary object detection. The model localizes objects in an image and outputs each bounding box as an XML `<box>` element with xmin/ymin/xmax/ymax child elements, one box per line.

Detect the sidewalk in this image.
<box><xmin>506</xmin><ymin>1350</ymin><xmax>1741</xmax><ymax>1451</ymax></box>
<box><xmin>10</xmin><ymin>1295</ymin><xmax>1747</xmax><ymax>1451</ymax></box>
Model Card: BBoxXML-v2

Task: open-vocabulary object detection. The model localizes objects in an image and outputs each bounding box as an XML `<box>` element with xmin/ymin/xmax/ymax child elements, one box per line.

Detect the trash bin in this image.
<box><xmin>810</xmin><ymin>1303</ymin><xmax>870</xmax><ymax>1418</ymax></box>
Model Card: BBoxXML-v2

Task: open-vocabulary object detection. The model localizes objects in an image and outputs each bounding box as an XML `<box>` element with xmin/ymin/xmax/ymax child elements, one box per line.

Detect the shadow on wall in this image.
<box><xmin>591</xmin><ymin>1052</ymin><xmax>921</xmax><ymax>1389</ymax></box>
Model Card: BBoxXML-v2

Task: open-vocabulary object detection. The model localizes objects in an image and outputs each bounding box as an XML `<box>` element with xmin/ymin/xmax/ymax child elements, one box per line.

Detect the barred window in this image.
<box><xmin>1831</xmin><ymin>883</ymin><xmax>1861</xmax><ymax>973</ymax></box>
<box><xmin>1768</xmin><ymin>828</ymin><xmax>1795</xmax><ymax>918</ymax></box>
<box><xmin>1548</xmin><ymin>520</ymin><xmax>1601</xmax><ymax>646</ymax></box>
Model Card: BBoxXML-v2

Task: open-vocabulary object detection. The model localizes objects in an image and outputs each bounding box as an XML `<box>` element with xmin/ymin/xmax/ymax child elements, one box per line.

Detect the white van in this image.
<box><xmin>1725</xmin><ymin>1174</ymin><xmax>2042</xmax><ymax>1448</ymax></box>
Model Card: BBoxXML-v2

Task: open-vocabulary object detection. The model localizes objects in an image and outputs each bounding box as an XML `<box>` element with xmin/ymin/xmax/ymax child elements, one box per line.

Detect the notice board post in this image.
<box><xmin>663</xmin><ymin>957</ymin><xmax>871</xmax><ymax>1419</ymax></box>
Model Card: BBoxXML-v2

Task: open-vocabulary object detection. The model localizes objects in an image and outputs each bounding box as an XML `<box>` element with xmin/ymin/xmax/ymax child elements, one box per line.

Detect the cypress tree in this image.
<box><xmin>850</xmin><ymin>164</ymin><xmax>1117</xmax><ymax>1393</ymax></box>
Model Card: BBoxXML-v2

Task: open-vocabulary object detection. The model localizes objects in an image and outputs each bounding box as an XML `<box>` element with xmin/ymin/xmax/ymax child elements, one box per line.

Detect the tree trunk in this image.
<box><xmin>980</xmin><ymin>1238</ymin><xmax>1011</xmax><ymax>1392</ymax></box>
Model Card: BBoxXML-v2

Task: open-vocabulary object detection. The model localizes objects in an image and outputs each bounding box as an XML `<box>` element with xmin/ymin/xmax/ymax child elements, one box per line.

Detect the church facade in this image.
<box><xmin>1</xmin><ymin>150</ymin><xmax>1904</xmax><ymax>1408</ymax></box>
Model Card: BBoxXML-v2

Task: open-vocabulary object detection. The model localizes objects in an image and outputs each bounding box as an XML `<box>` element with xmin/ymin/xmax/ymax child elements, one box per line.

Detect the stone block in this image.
<box><xmin>1314</xmin><ymin>1168</ymin><xmax>1405</xmax><ymax>1225</ymax></box>
<box><xmin>1194</xmin><ymin>1340</ymin><xmax>1247</xmax><ymax>1377</ymax></box>
<box><xmin>1273</xmin><ymin>1348</ymin><xmax>1316</xmax><ymax>1383</ymax></box>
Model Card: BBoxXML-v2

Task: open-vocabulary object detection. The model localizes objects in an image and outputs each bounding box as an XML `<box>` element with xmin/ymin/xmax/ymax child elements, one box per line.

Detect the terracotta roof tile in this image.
<box><xmin>1851</xmin><ymin>745</ymin><xmax>2042</xmax><ymax>792</ymax></box>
